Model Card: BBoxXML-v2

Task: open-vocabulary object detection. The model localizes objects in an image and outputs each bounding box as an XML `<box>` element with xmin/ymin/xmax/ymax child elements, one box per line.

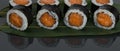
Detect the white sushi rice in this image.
<box><xmin>37</xmin><ymin>0</ymin><xmax>60</xmax><ymax>6</ymax></box>
<box><xmin>36</xmin><ymin>9</ymin><xmax>59</xmax><ymax>30</ymax></box>
<box><xmin>64</xmin><ymin>9</ymin><xmax>87</xmax><ymax>30</ymax></box>
<box><xmin>91</xmin><ymin>0</ymin><xmax>113</xmax><ymax>6</ymax></box>
<box><xmin>94</xmin><ymin>9</ymin><xmax>116</xmax><ymax>30</ymax></box>
<box><xmin>7</xmin><ymin>9</ymin><xmax>28</xmax><ymax>31</ymax></box>
<box><xmin>9</xmin><ymin>0</ymin><xmax>32</xmax><ymax>6</ymax></box>
<box><xmin>64</xmin><ymin>0</ymin><xmax>87</xmax><ymax>7</ymax></box>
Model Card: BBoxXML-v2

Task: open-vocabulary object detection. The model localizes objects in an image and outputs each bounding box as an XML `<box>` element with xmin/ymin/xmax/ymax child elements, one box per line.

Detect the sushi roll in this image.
<box><xmin>91</xmin><ymin>0</ymin><xmax>113</xmax><ymax>13</ymax></box>
<box><xmin>8</xmin><ymin>35</ymin><xmax>33</xmax><ymax>49</ymax></box>
<box><xmin>7</xmin><ymin>5</ymin><xmax>33</xmax><ymax>31</ymax></box>
<box><xmin>36</xmin><ymin>5</ymin><xmax>60</xmax><ymax>30</ymax></box>
<box><xmin>37</xmin><ymin>0</ymin><xmax>60</xmax><ymax>14</ymax></box>
<box><xmin>64</xmin><ymin>0</ymin><xmax>87</xmax><ymax>7</ymax></box>
<box><xmin>64</xmin><ymin>5</ymin><xmax>90</xmax><ymax>30</ymax></box>
<box><xmin>37</xmin><ymin>38</ymin><xmax>60</xmax><ymax>47</ymax></box>
<box><xmin>93</xmin><ymin>5</ymin><xmax>119</xmax><ymax>30</ymax></box>
<box><xmin>9</xmin><ymin>0</ymin><xmax>32</xmax><ymax>9</ymax></box>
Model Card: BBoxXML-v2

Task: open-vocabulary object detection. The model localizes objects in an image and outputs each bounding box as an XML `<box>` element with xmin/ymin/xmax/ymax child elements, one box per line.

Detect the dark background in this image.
<box><xmin>0</xmin><ymin>0</ymin><xmax>120</xmax><ymax>51</ymax></box>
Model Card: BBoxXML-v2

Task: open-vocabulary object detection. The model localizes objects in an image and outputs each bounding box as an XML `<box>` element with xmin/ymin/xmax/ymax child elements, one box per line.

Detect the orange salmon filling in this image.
<box><xmin>13</xmin><ymin>0</ymin><xmax>29</xmax><ymax>5</ymax></box>
<box><xmin>97</xmin><ymin>12</ymin><xmax>112</xmax><ymax>27</ymax></box>
<box><xmin>40</xmin><ymin>0</ymin><xmax>55</xmax><ymax>5</ymax></box>
<box><xmin>96</xmin><ymin>0</ymin><xmax>110</xmax><ymax>4</ymax></box>
<box><xmin>40</xmin><ymin>12</ymin><xmax>56</xmax><ymax>27</ymax></box>
<box><xmin>69</xmin><ymin>0</ymin><xmax>82</xmax><ymax>5</ymax></box>
<box><xmin>9</xmin><ymin>13</ymin><xmax>23</xmax><ymax>28</ymax></box>
<box><xmin>69</xmin><ymin>13</ymin><xmax>83</xmax><ymax>27</ymax></box>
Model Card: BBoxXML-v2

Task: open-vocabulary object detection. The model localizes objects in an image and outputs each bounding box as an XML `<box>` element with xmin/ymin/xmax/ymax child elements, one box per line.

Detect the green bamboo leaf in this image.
<box><xmin>0</xmin><ymin>20</ymin><xmax>120</xmax><ymax>38</ymax></box>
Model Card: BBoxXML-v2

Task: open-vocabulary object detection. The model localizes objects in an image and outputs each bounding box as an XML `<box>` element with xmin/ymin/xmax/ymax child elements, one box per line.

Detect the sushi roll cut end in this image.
<box><xmin>7</xmin><ymin>10</ymin><xmax>28</xmax><ymax>31</ymax></box>
<box><xmin>94</xmin><ymin>9</ymin><xmax>115</xmax><ymax>30</ymax></box>
<box><xmin>64</xmin><ymin>9</ymin><xmax>87</xmax><ymax>30</ymax></box>
<box><xmin>64</xmin><ymin>0</ymin><xmax>87</xmax><ymax>6</ymax></box>
<box><xmin>40</xmin><ymin>12</ymin><xmax>56</xmax><ymax>27</ymax></box>
<box><xmin>37</xmin><ymin>0</ymin><xmax>59</xmax><ymax>5</ymax></box>
<box><xmin>37</xmin><ymin>9</ymin><xmax>59</xmax><ymax>30</ymax></box>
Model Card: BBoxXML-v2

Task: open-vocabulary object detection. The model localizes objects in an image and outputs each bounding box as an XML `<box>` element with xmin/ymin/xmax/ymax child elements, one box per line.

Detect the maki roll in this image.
<box><xmin>93</xmin><ymin>5</ymin><xmax>119</xmax><ymax>30</ymax></box>
<box><xmin>36</xmin><ymin>5</ymin><xmax>60</xmax><ymax>30</ymax></box>
<box><xmin>8</xmin><ymin>35</ymin><xmax>33</xmax><ymax>49</ymax></box>
<box><xmin>37</xmin><ymin>0</ymin><xmax>60</xmax><ymax>13</ymax></box>
<box><xmin>64</xmin><ymin>5</ymin><xmax>90</xmax><ymax>30</ymax></box>
<box><xmin>7</xmin><ymin>5</ymin><xmax>33</xmax><ymax>31</ymax></box>
<box><xmin>64</xmin><ymin>0</ymin><xmax>87</xmax><ymax>7</ymax></box>
<box><xmin>37</xmin><ymin>38</ymin><xmax>59</xmax><ymax>47</ymax></box>
<box><xmin>9</xmin><ymin>0</ymin><xmax>32</xmax><ymax>8</ymax></box>
<box><xmin>91</xmin><ymin>0</ymin><xmax>113</xmax><ymax>12</ymax></box>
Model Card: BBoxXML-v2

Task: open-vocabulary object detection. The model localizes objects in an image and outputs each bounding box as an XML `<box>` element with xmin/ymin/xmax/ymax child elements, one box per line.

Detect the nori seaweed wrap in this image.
<box><xmin>93</xmin><ymin>5</ymin><xmax>119</xmax><ymax>30</ymax></box>
<box><xmin>91</xmin><ymin>0</ymin><xmax>113</xmax><ymax>13</ymax></box>
<box><xmin>37</xmin><ymin>0</ymin><xmax>60</xmax><ymax>13</ymax></box>
<box><xmin>36</xmin><ymin>5</ymin><xmax>61</xmax><ymax>30</ymax></box>
<box><xmin>64</xmin><ymin>0</ymin><xmax>87</xmax><ymax>15</ymax></box>
<box><xmin>64</xmin><ymin>4</ymin><xmax>90</xmax><ymax>30</ymax></box>
<box><xmin>7</xmin><ymin>5</ymin><xmax>33</xmax><ymax>31</ymax></box>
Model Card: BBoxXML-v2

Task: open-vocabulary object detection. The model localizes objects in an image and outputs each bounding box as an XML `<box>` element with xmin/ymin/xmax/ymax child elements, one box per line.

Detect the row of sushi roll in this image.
<box><xmin>7</xmin><ymin>0</ymin><xmax>61</xmax><ymax>31</ymax></box>
<box><xmin>36</xmin><ymin>0</ymin><xmax>61</xmax><ymax>30</ymax></box>
<box><xmin>91</xmin><ymin>0</ymin><xmax>113</xmax><ymax>12</ymax></box>
<box><xmin>7</xmin><ymin>0</ymin><xmax>33</xmax><ymax>31</ymax></box>
<box><xmin>91</xmin><ymin>0</ymin><xmax>120</xmax><ymax>30</ymax></box>
<box><xmin>36</xmin><ymin>0</ymin><xmax>61</xmax><ymax>47</ymax></box>
<box><xmin>6</xmin><ymin>0</ymin><xmax>120</xmax><ymax>31</ymax></box>
<box><xmin>64</xmin><ymin>0</ymin><xmax>120</xmax><ymax>30</ymax></box>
